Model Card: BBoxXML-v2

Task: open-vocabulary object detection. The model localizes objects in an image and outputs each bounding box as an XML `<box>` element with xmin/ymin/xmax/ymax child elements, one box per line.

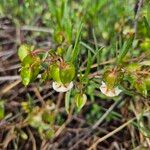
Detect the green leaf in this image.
<box><xmin>42</xmin><ymin>111</ymin><xmax>54</xmax><ymax>124</ymax></box>
<box><xmin>71</xmin><ymin>23</ymin><xmax>83</xmax><ymax>62</ymax></box>
<box><xmin>39</xmin><ymin>52</ymin><xmax>49</xmax><ymax>61</ymax></box>
<box><xmin>22</xmin><ymin>54</ymin><xmax>34</xmax><ymax>67</ymax></box>
<box><xmin>64</xmin><ymin>45</ymin><xmax>73</xmax><ymax>62</ymax></box>
<box><xmin>18</xmin><ymin>44</ymin><xmax>31</xmax><ymax>61</ymax></box>
<box><xmin>27</xmin><ymin>93</ymin><xmax>34</xmax><ymax>111</ymax></box>
<box><xmin>137</xmin><ymin>113</ymin><xmax>150</xmax><ymax>137</ymax></box>
<box><xmin>65</xmin><ymin>90</ymin><xmax>71</xmax><ymax>114</ymax></box>
<box><xmin>20</xmin><ymin>67</ymin><xmax>31</xmax><ymax>86</ymax></box>
<box><xmin>143</xmin><ymin>16</ymin><xmax>150</xmax><ymax>38</ymax></box>
<box><xmin>0</xmin><ymin>100</ymin><xmax>5</xmax><ymax>120</ymax></box>
<box><xmin>117</xmin><ymin>38</ymin><xmax>133</xmax><ymax>64</ymax></box>
<box><xmin>81</xmin><ymin>50</ymin><xmax>92</xmax><ymax>82</ymax></box>
<box><xmin>50</xmin><ymin>63</ymin><xmax>61</xmax><ymax>83</ymax></box>
<box><xmin>92</xmin><ymin>47</ymin><xmax>104</xmax><ymax>62</ymax></box>
<box><xmin>40</xmin><ymin>71</ymin><xmax>48</xmax><ymax>83</ymax></box>
<box><xmin>80</xmin><ymin>42</ymin><xmax>95</xmax><ymax>54</ymax></box>
<box><xmin>30</xmin><ymin>63</ymin><xmax>40</xmax><ymax>82</ymax></box>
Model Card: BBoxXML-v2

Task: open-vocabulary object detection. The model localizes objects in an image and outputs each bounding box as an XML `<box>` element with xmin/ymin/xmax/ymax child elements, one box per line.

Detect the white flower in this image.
<box><xmin>52</xmin><ymin>81</ymin><xmax>73</xmax><ymax>92</ymax></box>
<box><xmin>100</xmin><ymin>81</ymin><xmax>122</xmax><ymax>97</ymax></box>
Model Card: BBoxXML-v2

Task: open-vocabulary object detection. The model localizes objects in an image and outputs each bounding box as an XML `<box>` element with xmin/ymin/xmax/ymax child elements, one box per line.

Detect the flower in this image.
<box><xmin>100</xmin><ymin>81</ymin><xmax>122</xmax><ymax>97</ymax></box>
<box><xmin>52</xmin><ymin>81</ymin><xmax>73</xmax><ymax>92</ymax></box>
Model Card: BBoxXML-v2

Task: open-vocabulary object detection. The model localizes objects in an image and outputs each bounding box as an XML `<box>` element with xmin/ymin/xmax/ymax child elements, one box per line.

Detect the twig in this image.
<box><xmin>81</xmin><ymin>59</ymin><xmax>115</xmax><ymax>71</ymax></box>
<box><xmin>0</xmin><ymin>76</ymin><xmax>20</xmax><ymax>81</ymax></box>
<box><xmin>27</xmin><ymin>128</ymin><xmax>36</xmax><ymax>150</ymax></box>
<box><xmin>88</xmin><ymin>118</ymin><xmax>134</xmax><ymax>150</ymax></box>
<box><xmin>0</xmin><ymin>74</ymin><xmax>43</xmax><ymax>81</ymax></box>
<box><xmin>33</xmin><ymin>86</ymin><xmax>45</xmax><ymax>107</ymax></box>
<box><xmin>0</xmin><ymin>80</ymin><xmax>21</xmax><ymax>95</ymax></box>
<box><xmin>2</xmin><ymin>127</ymin><xmax>16</xmax><ymax>149</ymax></box>
<box><xmin>70</xmin><ymin>99</ymin><xmax>123</xmax><ymax>150</ymax></box>
<box><xmin>0</xmin><ymin>50</ymin><xmax>16</xmax><ymax>57</ymax></box>
<box><xmin>0</xmin><ymin>25</ymin><xmax>53</xmax><ymax>33</ymax></box>
<box><xmin>0</xmin><ymin>64</ymin><xmax>20</xmax><ymax>72</ymax></box>
<box><xmin>92</xmin><ymin>99</ymin><xmax>122</xmax><ymax>130</ymax></box>
<box><xmin>54</xmin><ymin>93</ymin><xmax>73</xmax><ymax>138</ymax></box>
<box><xmin>88</xmin><ymin>110</ymin><xmax>150</xmax><ymax>150</ymax></box>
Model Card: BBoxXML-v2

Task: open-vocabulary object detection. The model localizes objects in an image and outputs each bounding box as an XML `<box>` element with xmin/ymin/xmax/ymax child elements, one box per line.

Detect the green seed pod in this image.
<box><xmin>75</xmin><ymin>93</ymin><xmax>87</xmax><ymax>111</ymax></box>
<box><xmin>103</xmin><ymin>70</ymin><xmax>116</xmax><ymax>89</ymax></box>
<box><xmin>103</xmin><ymin>69</ymin><xmax>124</xmax><ymax>89</ymax></box>
<box><xmin>60</xmin><ymin>63</ymin><xmax>75</xmax><ymax>84</ymax></box>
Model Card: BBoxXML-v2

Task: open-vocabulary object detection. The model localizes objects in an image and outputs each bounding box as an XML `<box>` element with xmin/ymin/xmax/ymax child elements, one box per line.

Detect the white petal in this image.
<box><xmin>100</xmin><ymin>81</ymin><xmax>122</xmax><ymax>97</ymax></box>
<box><xmin>52</xmin><ymin>81</ymin><xmax>73</xmax><ymax>92</ymax></box>
<box><xmin>100</xmin><ymin>82</ymin><xmax>107</xmax><ymax>94</ymax></box>
<box><xmin>114</xmin><ymin>86</ymin><xmax>122</xmax><ymax>96</ymax></box>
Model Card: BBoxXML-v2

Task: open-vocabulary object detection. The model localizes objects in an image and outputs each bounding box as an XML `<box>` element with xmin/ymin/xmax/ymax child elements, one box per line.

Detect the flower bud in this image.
<box><xmin>75</xmin><ymin>93</ymin><xmax>87</xmax><ymax>111</ymax></box>
<box><xmin>51</xmin><ymin>61</ymin><xmax>75</xmax><ymax>92</ymax></box>
<box><xmin>60</xmin><ymin>63</ymin><xmax>75</xmax><ymax>84</ymax></box>
<box><xmin>50</xmin><ymin>62</ymin><xmax>75</xmax><ymax>83</ymax></box>
<box><xmin>103</xmin><ymin>69</ymin><xmax>122</xmax><ymax>89</ymax></box>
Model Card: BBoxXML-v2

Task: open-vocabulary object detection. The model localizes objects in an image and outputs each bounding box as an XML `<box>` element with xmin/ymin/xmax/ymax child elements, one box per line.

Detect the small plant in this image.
<box><xmin>1</xmin><ymin>0</ymin><xmax>150</xmax><ymax>149</ymax></box>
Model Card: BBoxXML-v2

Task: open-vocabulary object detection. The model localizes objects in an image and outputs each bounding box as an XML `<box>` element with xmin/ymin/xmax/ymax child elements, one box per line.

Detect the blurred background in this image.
<box><xmin>0</xmin><ymin>0</ymin><xmax>150</xmax><ymax>149</ymax></box>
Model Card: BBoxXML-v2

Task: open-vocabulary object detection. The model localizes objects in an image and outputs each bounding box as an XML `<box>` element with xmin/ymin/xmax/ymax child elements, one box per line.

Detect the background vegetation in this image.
<box><xmin>0</xmin><ymin>0</ymin><xmax>150</xmax><ymax>149</ymax></box>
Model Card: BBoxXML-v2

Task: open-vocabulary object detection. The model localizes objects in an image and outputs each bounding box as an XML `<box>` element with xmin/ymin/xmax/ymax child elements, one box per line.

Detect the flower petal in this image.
<box><xmin>114</xmin><ymin>86</ymin><xmax>122</xmax><ymax>96</ymax></box>
<box><xmin>52</xmin><ymin>81</ymin><xmax>73</xmax><ymax>92</ymax></box>
<box><xmin>100</xmin><ymin>81</ymin><xmax>122</xmax><ymax>97</ymax></box>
